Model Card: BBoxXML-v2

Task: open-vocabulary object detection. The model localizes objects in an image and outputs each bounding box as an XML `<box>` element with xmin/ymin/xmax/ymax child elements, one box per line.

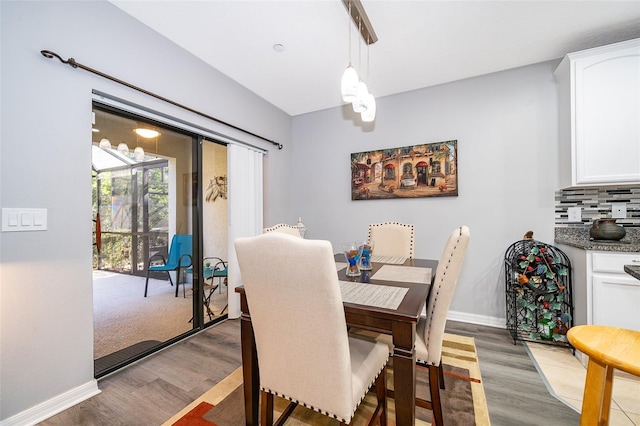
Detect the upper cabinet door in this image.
<box><xmin>555</xmin><ymin>38</ymin><xmax>640</xmax><ymax>188</ymax></box>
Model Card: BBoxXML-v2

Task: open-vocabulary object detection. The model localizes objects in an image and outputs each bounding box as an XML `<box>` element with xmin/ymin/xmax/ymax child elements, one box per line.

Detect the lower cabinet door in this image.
<box><xmin>592</xmin><ymin>273</ymin><xmax>640</xmax><ymax>331</ymax></box>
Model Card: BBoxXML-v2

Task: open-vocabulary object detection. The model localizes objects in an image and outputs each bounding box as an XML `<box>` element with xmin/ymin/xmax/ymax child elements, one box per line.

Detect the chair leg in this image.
<box><xmin>203</xmin><ymin>283</ymin><xmax>217</xmax><ymax>321</ymax></box>
<box><xmin>181</xmin><ymin>267</ymin><xmax>186</xmax><ymax>298</ymax></box>
<box><xmin>261</xmin><ymin>391</ymin><xmax>274</xmax><ymax>426</ymax></box>
<box><xmin>173</xmin><ymin>269</ymin><xmax>180</xmax><ymax>297</ymax></box>
<box><xmin>375</xmin><ymin>368</ymin><xmax>387</xmax><ymax>426</ymax></box>
<box><xmin>429</xmin><ymin>364</ymin><xmax>444</xmax><ymax>426</ymax></box>
<box><xmin>438</xmin><ymin>362</ymin><xmax>445</xmax><ymax>390</ymax></box>
<box><xmin>144</xmin><ymin>271</ymin><xmax>150</xmax><ymax>297</ymax></box>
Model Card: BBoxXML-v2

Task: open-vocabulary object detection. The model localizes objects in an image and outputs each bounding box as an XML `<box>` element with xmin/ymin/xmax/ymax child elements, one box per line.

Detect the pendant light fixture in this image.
<box><xmin>361</xmin><ymin>93</ymin><xmax>376</xmax><ymax>122</ymax></box>
<box><xmin>117</xmin><ymin>142</ymin><xmax>130</xmax><ymax>154</ymax></box>
<box><xmin>99</xmin><ymin>138</ymin><xmax>112</xmax><ymax>149</ymax></box>
<box><xmin>340</xmin><ymin>0</ymin><xmax>359</xmax><ymax>103</ymax></box>
<box><xmin>352</xmin><ymin>20</ymin><xmax>369</xmax><ymax>114</ymax></box>
<box><xmin>361</xmin><ymin>37</ymin><xmax>376</xmax><ymax>122</ymax></box>
<box><xmin>134</xmin><ymin>146</ymin><xmax>145</xmax><ymax>161</ymax></box>
<box><xmin>340</xmin><ymin>0</ymin><xmax>378</xmax><ymax>122</ymax></box>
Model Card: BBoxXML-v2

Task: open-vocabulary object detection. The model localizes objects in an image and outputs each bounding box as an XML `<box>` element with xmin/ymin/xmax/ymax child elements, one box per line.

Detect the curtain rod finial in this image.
<box><xmin>40</xmin><ymin>49</ymin><xmax>77</xmax><ymax>68</ymax></box>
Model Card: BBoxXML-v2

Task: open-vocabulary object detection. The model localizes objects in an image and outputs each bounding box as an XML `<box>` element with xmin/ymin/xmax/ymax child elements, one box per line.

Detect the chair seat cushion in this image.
<box><xmin>347</xmin><ymin>335</ymin><xmax>389</xmax><ymax>418</ymax></box>
<box><xmin>149</xmin><ymin>264</ymin><xmax>179</xmax><ymax>272</ymax></box>
<box><xmin>212</xmin><ymin>268</ymin><xmax>228</xmax><ymax>277</ymax></box>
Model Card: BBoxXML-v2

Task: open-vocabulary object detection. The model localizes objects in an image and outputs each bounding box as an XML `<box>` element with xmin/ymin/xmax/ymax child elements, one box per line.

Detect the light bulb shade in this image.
<box><xmin>134</xmin><ymin>128</ymin><xmax>160</xmax><ymax>138</ymax></box>
<box><xmin>352</xmin><ymin>81</ymin><xmax>369</xmax><ymax>113</ymax></box>
<box><xmin>134</xmin><ymin>146</ymin><xmax>145</xmax><ymax>161</ymax></box>
<box><xmin>361</xmin><ymin>93</ymin><xmax>376</xmax><ymax>122</ymax></box>
<box><xmin>117</xmin><ymin>143</ymin><xmax>130</xmax><ymax>153</ymax></box>
<box><xmin>99</xmin><ymin>138</ymin><xmax>112</xmax><ymax>149</ymax></box>
<box><xmin>341</xmin><ymin>66</ymin><xmax>359</xmax><ymax>103</ymax></box>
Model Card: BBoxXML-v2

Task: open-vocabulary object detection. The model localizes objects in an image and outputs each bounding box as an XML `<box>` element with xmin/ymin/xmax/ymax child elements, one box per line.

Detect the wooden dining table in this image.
<box><xmin>236</xmin><ymin>255</ymin><xmax>437</xmax><ymax>425</ymax></box>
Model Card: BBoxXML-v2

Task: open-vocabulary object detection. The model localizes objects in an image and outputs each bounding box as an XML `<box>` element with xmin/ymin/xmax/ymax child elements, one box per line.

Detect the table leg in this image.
<box><xmin>240</xmin><ymin>309</ymin><xmax>259</xmax><ymax>426</ymax></box>
<box><xmin>580</xmin><ymin>357</ymin><xmax>614</xmax><ymax>426</ymax></box>
<box><xmin>392</xmin><ymin>322</ymin><xmax>416</xmax><ymax>426</ymax></box>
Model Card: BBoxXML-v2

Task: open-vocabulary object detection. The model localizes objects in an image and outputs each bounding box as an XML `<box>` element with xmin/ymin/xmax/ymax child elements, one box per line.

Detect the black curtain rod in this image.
<box><xmin>40</xmin><ymin>49</ymin><xmax>283</xmax><ymax>150</ymax></box>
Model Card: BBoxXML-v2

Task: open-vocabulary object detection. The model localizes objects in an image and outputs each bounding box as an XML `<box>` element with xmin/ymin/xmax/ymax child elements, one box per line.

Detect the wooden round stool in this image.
<box><xmin>567</xmin><ymin>325</ymin><xmax>640</xmax><ymax>425</ymax></box>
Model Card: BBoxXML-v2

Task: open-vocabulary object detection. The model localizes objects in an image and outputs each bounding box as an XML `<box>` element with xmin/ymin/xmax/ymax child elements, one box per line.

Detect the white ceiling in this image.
<box><xmin>111</xmin><ymin>0</ymin><xmax>640</xmax><ymax>117</ymax></box>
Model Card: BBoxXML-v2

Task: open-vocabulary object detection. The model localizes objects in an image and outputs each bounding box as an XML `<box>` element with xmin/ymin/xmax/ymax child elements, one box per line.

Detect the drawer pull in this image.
<box><xmin>633</xmin><ymin>259</ymin><xmax>640</xmax><ymax>263</ymax></box>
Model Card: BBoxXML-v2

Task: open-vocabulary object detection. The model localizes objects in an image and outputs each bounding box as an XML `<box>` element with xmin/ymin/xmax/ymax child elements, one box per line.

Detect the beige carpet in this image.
<box><xmin>93</xmin><ymin>270</ymin><xmax>228</xmax><ymax>359</ymax></box>
<box><xmin>164</xmin><ymin>333</ymin><xmax>490</xmax><ymax>425</ymax></box>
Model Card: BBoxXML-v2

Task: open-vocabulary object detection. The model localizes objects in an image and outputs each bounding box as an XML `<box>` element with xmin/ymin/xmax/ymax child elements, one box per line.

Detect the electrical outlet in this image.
<box><xmin>568</xmin><ymin>207</ymin><xmax>582</xmax><ymax>222</ymax></box>
<box><xmin>611</xmin><ymin>203</ymin><xmax>627</xmax><ymax>219</ymax></box>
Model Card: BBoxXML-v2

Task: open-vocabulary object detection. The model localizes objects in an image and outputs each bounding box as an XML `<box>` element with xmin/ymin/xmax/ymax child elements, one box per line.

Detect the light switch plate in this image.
<box><xmin>2</xmin><ymin>208</ymin><xmax>47</xmax><ymax>232</ymax></box>
<box><xmin>568</xmin><ymin>207</ymin><xmax>582</xmax><ymax>222</ymax></box>
<box><xmin>611</xmin><ymin>203</ymin><xmax>627</xmax><ymax>219</ymax></box>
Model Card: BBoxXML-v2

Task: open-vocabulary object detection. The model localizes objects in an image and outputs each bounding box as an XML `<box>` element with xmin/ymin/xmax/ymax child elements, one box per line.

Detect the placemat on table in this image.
<box><xmin>371</xmin><ymin>264</ymin><xmax>431</xmax><ymax>284</ymax></box>
<box><xmin>371</xmin><ymin>255</ymin><xmax>407</xmax><ymax>264</ymax></box>
<box><xmin>339</xmin><ymin>281</ymin><xmax>409</xmax><ymax>310</ymax></box>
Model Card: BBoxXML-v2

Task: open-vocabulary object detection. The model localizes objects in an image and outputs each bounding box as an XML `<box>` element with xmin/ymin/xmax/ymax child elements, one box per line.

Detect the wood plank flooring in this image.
<box><xmin>445</xmin><ymin>320</ymin><xmax>580</xmax><ymax>425</ymax></box>
<box><xmin>38</xmin><ymin>319</ymin><xmax>580</xmax><ymax>425</ymax></box>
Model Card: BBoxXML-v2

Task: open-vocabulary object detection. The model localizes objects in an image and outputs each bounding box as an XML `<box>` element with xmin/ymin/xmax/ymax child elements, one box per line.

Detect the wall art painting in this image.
<box><xmin>351</xmin><ymin>140</ymin><xmax>458</xmax><ymax>200</ymax></box>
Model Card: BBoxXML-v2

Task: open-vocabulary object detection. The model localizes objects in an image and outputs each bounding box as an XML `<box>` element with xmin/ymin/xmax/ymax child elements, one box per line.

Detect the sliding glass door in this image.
<box><xmin>92</xmin><ymin>104</ymin><xmax>226</xmax><ymax>377</ymax></box>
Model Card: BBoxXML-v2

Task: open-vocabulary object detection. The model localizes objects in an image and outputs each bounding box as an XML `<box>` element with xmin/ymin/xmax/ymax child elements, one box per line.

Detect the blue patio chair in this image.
<box><xmin>144</xmin><ymin>234</ymin><xmax>193</xmax><ymax>298</ymax></box>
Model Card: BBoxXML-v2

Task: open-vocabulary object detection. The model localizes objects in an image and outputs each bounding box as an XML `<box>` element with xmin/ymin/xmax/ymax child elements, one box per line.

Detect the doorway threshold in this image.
<box><xmin>95</xmin><ymin>340</ymin><xmax>161</xmax><ymax>377</ymax></box>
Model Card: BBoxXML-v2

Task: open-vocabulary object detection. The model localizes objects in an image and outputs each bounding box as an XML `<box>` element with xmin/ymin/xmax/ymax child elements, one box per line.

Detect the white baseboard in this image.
<box><xmin>1</xmin><ymin>380</ymin><xmax>100</xmax><ymax>426</ymax></box>
<box><xmin>447</xmin><ymin>310</ymin><xmax>506</xmax><ymax>329</ymax></box>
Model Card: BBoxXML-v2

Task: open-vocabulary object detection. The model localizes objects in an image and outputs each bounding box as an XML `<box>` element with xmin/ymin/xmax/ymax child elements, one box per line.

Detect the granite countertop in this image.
<box><xmin>554</xmin><ymin>227</ymin><xmax>640</xmax><ymax>253</ymax></box>
<box><xmin>624</xmin><ymin>265</ymin><xmax>640</xmax><ymax>280</ymax></box>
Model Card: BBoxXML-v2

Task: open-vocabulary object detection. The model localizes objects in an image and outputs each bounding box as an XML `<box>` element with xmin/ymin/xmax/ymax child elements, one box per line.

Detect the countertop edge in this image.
<box><xmin>554</xmin><ymin>237</ymin><xmax>640</xmax><ymax>253</ymax></box>
<box><xmin>624</xmin><ymin>265</ymin><xmax>640</xmax><ymax>280</ymax></box>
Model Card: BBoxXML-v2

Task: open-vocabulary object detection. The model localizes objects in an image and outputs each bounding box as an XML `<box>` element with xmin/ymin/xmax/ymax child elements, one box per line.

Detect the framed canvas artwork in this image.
<box><xmin>351</xmin><ymin>140</ymin><xmax>458</xmax><ymax>200</ymax></box>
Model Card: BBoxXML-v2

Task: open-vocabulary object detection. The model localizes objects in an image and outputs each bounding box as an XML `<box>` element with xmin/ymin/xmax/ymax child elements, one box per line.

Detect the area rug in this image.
<box><xmin>164</xmin><ymin>333</ymin><xmax>490</xmax><ymax>425</ymax></box>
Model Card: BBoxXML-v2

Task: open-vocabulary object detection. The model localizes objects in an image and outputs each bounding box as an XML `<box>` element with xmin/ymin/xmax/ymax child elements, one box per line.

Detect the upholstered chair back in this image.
<box><xmin>419</xmin><ymin>226</ymin><xmax>470</xmax><ymax>365</ymax></box>
<box><xmin>262</xmin><ymin>223</ymin><xmax>302</xmax><ymax>237</ymax></box>
<box><xmin>368</xmin><ymin>222</ymin><xmax>415</xmax><ymax>258</ymax></box>
<box><xmin>234</xmin><ymin>233</ymin><xmax>357</xmax><ymax>421</ymax></box>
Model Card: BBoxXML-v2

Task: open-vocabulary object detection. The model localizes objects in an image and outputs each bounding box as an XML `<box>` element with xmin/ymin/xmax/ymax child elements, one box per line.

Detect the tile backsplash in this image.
<box><xmin>555</xmin><ymin>185</ymin><xmax>640</xmax><ymax>228</ymax></box>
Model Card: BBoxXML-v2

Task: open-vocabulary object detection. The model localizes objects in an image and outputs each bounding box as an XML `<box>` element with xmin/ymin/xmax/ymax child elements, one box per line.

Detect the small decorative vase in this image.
<box><xmin>589</xmin><ymin>218</ymin><xmax>626</xmax><ymax>241</ymax></box>
<box><xmin>358</xmin><ymin>241</ymin><xmax>374</xmax><ymax>271</ymax></box>
<box><xmin>343</xmin><ymin>242</ymin><xmax>363</xmax><ymax>277</ymax></box>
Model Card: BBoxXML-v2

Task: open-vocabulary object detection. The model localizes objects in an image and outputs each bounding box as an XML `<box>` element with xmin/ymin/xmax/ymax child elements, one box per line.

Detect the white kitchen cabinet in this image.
<box><xmin>591</xmin><ymin>252</ymin><xmax>640</xmax><ymax>330</ymax></box>
<box><xmin>555</xmin><ymin>38</ymin><xmax>640</xmax><ymax>188</ymax></box>
<box><xmin>557</xmin><ymin>245</ymin><xmax>640</xmax><ymax>331</ymax></box>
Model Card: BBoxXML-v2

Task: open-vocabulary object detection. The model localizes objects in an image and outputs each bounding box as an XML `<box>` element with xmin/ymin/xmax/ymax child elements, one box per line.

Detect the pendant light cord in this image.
<box><xmin>347</xmin><ymin>1</ymin><xmax>352</xmax><ymax>66</ymax></box>
<box><xmin>357</xmin><ymin>19</ymin><xmax>362</xmax><ymax>75</ymax></box>
<box><xmin>366</xmin><ymin>36</ymin><xmax>370</xmax><ymax>85</ymax></box>
<box><xmin>40</xmin><ymin>49</ymin><xmax>283</xmax><ymax>150</ymax></box>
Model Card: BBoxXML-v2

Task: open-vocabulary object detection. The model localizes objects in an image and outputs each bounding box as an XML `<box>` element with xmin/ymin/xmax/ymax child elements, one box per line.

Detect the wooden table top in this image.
<box><xmin>567</xmin><ymin>325</ymin><xmax>640</xmax><ymax>377</ymax></box>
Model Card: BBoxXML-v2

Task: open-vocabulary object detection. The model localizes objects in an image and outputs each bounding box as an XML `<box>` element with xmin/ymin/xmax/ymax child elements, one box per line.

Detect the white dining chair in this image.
<box><xmin>234</xmin><ymin>232</ymin><xmax>389</xmax><ymax>425</ymax></box>
<box><xmin>414</xmin><ymin>225</ymin><xmax>470</xmax><ymax>425</ymax></box>
<box><xmin>262</xmin><ymin>223</ymin><xmax>302</xmax><ymax>237</ymax></box>
<box><xmin>368</xmin><ymin>222</ymin><xmax>415</xmax><ymax>259</ymax></box>
<box><xmin>352</xmin><ymin>225</ymin><xmax>470</xmax><ymax>425</ymax></box>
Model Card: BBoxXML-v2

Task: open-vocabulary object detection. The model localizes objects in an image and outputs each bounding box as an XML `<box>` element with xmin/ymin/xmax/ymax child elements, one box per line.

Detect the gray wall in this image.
<box><xmin>0</xmin><ymin>1</ymin><xmax>291</xmax><ymax>421</ymax></box>
<box><xmin>291</xmin><ymin>60</ymin><xmax>561</xmax><ymax>323</ymax></box>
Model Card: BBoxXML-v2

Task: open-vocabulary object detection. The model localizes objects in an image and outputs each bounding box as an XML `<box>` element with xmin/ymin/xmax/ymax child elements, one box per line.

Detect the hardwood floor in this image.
<box><xmin>446</xmin><ymin>320</ymin><xmax>580</xmax><ymax>426</ymax></box>
<box><xmin>39</xmin><ymin>320</ymin><xmax>242</xmax><ymax>426</ymax></box>
<box><xmin>39</xmin><ymin>319</ymin><xmax>579</xmax><ymax>425</ymax></box>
